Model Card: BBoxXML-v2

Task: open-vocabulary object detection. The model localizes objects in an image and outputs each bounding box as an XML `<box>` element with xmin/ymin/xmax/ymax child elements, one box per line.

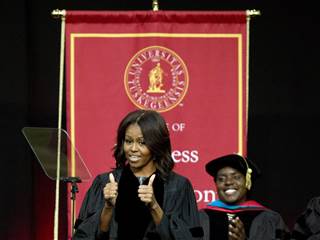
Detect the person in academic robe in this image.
<box><xmin>72</xmin><ymin>109</ymin><xmax>203</xmax><ymax>240</ymax></box>
<box><xmin>291</xmin><ymin>196</ymin><xmax>320</xmax><ymax>240</ymax></box>
<box><xmin>199</xmin><ymin>153</ymin><xmax>290</xmax><ymax>240</ymax></box>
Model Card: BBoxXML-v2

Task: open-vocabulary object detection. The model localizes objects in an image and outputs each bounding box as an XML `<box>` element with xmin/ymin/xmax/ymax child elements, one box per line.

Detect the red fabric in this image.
<box><xmin>66</xmin><ymin>11</ymin><xmax>247</xmax><ymax>23</ymax></box>
<box><xmin>65</xmin><ymin>10</ymin><xmax>248</xmax><ymax>239</ymax></box>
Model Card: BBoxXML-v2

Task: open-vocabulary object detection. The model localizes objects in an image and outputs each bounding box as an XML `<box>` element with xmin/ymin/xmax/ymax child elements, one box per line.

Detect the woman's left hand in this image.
<box><xmin>138</xmin><ymin>174</ymin><xmax>158</xmax><ymax>208</ymax></box>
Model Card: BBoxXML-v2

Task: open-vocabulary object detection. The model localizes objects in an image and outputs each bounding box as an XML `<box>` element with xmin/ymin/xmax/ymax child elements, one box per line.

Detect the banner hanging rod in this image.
<box><xmin>51</xmin><ymin>9</ymin><xmax>261</xmax><ymax>19</ymax></box>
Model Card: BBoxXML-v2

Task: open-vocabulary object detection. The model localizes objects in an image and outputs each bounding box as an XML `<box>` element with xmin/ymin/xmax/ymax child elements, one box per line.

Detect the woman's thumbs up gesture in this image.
<box><xmin>138</xmin><ymin>174</ymin><xmax>158</xmax><ymax>208</ymax></box>
<box><xmin>103</xmin><ymin>173</ymin><xmax>118</xmax><ymax>208</ymax></box>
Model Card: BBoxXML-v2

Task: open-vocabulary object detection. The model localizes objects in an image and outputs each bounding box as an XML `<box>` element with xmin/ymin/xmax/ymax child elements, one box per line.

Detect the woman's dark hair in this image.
<box><xmin>113</xmin><ymin>109</ymin><xmax>174</xmax><ymax>180</ymax></box>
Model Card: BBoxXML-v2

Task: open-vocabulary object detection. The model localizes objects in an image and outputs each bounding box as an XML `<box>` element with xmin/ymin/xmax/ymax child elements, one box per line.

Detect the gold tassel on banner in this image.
<box><xmin>152</xmin><ymin>0</ymin><xmax>159</xmax><ymax>11</ymax></box>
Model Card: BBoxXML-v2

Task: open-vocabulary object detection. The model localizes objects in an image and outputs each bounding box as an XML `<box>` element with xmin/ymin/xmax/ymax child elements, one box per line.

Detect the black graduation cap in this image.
<box><xmin>205</xmin><ymin>153</ymin><xmax>261</xmax><ymax>190</ymax></box>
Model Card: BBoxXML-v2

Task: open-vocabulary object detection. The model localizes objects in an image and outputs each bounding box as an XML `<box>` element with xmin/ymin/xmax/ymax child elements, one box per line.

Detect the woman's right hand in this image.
<box><xmin>228</xmin><ymin>216</ymin><xmax>246</xmax><ymax>240</ymax></box>
<box><xmin>103</xmin><ymin>173</ymin><xmax>118</xmax><ymax>208</ymax></box>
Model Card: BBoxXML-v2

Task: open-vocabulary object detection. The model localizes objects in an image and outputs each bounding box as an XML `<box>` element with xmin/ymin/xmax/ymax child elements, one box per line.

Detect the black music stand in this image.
<box><xmin>22</xmin><ymin>127</ymin><xmax>92</xmax><ymax>231</ymax></box>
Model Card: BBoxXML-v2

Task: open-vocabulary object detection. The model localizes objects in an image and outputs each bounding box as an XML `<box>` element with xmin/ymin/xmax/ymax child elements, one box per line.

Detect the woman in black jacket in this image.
<box><xmin>73</xmin><ymin>109</ymin><xmax>202</xmax><ymax>240</ymax></box>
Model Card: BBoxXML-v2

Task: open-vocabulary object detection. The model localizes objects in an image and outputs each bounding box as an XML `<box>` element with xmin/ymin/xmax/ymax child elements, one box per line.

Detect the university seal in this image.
<box><xmin>124</xmin><ymin>46</ymin><xmax>189</xmax><ymax>112</ymax></box>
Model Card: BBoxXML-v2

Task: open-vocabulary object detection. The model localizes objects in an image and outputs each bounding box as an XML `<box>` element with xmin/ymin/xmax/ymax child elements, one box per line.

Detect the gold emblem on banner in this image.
<box><xmin>124</xmin><ymin>46</ymin><xmax>189</xmax><ymax>112</ymax></box>
<box><xmin>147</xmin><ymin>63</ymin><xmax>165</xmax><ymax>93</ymax></box>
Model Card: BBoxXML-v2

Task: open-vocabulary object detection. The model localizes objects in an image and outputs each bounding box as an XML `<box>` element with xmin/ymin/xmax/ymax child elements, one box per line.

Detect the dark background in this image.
<box><xmin>1</xmin><ymin>0</ymin><xmax>319</xmax><ymax>239</ymax></box>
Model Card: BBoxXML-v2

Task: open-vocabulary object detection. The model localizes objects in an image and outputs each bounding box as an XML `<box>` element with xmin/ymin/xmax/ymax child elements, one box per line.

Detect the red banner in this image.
<box><xmin>66</xmin><ymin>10</ymin><xmax>248</xmax><ymax>239</ymax></box>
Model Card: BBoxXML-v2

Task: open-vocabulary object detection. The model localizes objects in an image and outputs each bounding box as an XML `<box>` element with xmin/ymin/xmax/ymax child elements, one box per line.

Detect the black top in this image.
<box><xmin>204</xmin><ymin>209</ymin><xmax>263</xmax><ymax>239</ymax></box>
<box><xmin>200</xmin><ymin>207</ymin><xmax>290</xmax><ymax>240</ymax></box>
<box><xmin>115</xmin><ymin>166</ymin><xmax>164</xmax><ymax>240</ymax></box>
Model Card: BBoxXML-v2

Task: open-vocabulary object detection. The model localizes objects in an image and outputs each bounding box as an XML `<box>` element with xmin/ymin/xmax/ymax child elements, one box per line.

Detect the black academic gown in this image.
<box><xmin>72</xmin><ymin>168</ymin><xmax>203</xmax><ymax>240</ymax></box>
<box><xmin>291</xmin><ymin>196</ymin><xmax>320</xmax><ymax>240</ymax></box>
<box><xmin>199</xmin><ymin>202</ymin><xmax>290</xmax><ymax>240</ymax></box>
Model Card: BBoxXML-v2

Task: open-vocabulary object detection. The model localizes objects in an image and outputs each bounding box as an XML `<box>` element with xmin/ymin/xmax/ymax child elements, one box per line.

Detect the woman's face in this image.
<box><xmin>215</xmin><ymin>166</ymin><xmax>248</xmax><ymax>205</ymax></box>
<box><xmin>123</xmin><ymin>123</ymin><xmax>155</xmax><ymax>176</ymax></box>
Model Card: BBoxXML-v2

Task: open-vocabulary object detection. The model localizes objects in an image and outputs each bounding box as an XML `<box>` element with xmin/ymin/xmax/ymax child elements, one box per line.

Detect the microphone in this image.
<box><xmin>137</xmin><ymin>176</ymin><xmax>147</xmax><ymax>185</ymax></box>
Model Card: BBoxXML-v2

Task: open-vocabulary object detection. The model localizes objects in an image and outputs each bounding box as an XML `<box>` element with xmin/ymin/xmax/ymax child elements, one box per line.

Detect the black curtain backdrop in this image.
<box><xmin>1</xmin><ymin>0</ymin><xmax>319</xmax><ymax>239</ymax></box>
